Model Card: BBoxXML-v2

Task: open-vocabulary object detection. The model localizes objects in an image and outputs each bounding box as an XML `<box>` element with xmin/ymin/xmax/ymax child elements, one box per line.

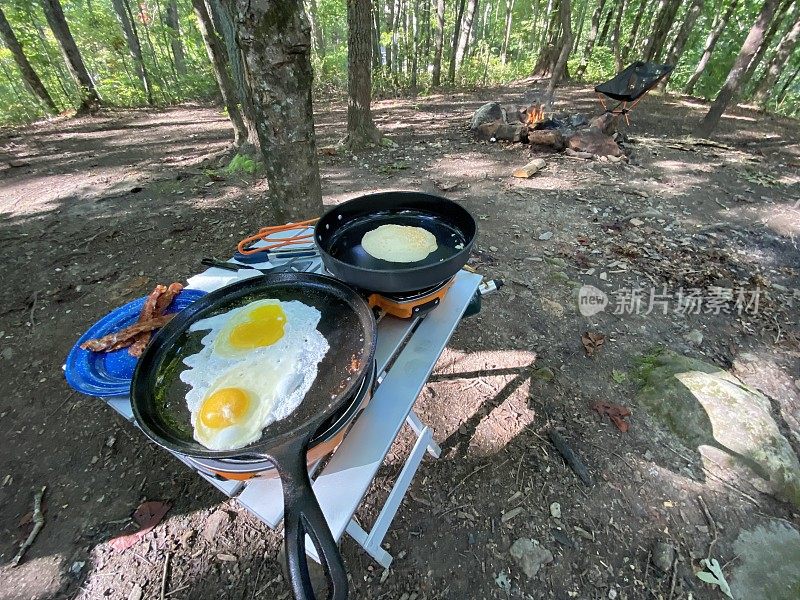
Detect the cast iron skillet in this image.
<box><xmin>315</xmin><ymin>191</ymin><xmax>477</xmax><ymax>293</ymax></box>
<box><xmin>130</xmin><ymin>273</ymin><xmax>377</xmax><ymax>600</ymax></box>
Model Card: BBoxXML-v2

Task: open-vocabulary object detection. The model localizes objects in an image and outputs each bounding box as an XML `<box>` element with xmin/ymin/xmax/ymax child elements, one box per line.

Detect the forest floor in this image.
<box><xmin>1</xmin><ymin>83</ymin><xmax>799</xmax><ymax>600</ymax></box>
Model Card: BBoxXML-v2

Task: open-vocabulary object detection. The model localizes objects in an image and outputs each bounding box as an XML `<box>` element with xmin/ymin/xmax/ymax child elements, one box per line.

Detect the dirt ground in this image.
<box><xmin>1</xmin><ymin>83</ymin><xmax>799</xmax><ymax>600</ymax></box>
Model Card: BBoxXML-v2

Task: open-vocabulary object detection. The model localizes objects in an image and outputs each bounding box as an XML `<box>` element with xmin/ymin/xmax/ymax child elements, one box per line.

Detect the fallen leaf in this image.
<box><xmin>581</xmin><ymin>332</ymin><xmax>605</xmax><ymax>357</ymax></box>
<box><xmin>592</xmin><ymin>401</ymin><xmax>631</xmax><ymax>432</ymax></box>
<box><xmin>109</xmin><ymin>500</ymin><xmax>171</xmax><ymax>551</ymax></box>
<box><xmin>611</xmin><ymin>369</ymin><xmax>627</xmax><ymax>384</ymax></box>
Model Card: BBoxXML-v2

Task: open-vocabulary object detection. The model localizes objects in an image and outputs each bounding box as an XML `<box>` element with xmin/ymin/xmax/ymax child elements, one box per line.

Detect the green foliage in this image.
<box><xmin>568</xmin><ymin>46</ymin><xmax>616</xmax><ymax>83</ymax></box>
<box><xmin>225</xmin><ymin>153</ymin><xmax>260</xmax><ymax>175</ymax></box>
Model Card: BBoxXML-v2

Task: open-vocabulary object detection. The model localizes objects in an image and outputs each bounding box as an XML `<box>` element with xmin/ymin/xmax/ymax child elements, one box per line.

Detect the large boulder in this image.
<box><xmin>730</xmin><ymin>521</ymin><xmax>800</xmax><ymax>600</ymax></box>
<box><xmin>637</xmin><ymin>349</ymin><xmax>800</xmax><ymax>508</ymax></box>
<box><xmin>470</xmin><ymin>102</ymin><xmax>505</xmax><ymax>130</ymax></box>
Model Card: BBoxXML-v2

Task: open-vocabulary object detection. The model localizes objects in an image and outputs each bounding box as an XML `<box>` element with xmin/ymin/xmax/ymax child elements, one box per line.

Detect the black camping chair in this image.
<box><xmin>594</xmin><ymin>61</ymin><xmax>674</xmax><ymax>125</ymax></box>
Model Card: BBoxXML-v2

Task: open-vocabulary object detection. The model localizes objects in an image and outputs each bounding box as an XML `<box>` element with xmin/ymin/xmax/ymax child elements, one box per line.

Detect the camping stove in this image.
<box><xmin>367</xmin><ymin>277</ymin><xmax>455</xmax><ymax>319</ymax></box>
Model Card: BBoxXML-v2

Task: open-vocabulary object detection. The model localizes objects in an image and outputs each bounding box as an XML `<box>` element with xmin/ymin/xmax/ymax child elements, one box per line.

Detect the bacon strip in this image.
<box><xmin>128</xmin><ymin>283</ymin><xmax>184</xmax><ymax>357</ymax></box>
<box><xmin>80</xmin><ymin>314</ymin><xmax>175</xmax><ymax>352</ymax></box>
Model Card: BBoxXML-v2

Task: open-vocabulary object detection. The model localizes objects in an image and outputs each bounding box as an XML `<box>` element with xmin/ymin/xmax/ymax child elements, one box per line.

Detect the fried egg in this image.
<box><xmin>179</xmin><ymin>299</ymin><xmax>329</xmax><ymax>450</ymax></box>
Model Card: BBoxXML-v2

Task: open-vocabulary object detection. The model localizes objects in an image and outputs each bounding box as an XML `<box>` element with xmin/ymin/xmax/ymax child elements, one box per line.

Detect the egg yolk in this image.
<box><xmin>199</xmin><ymin>387</ymin><xmax>251</xmax><ymax>429</ymax></box>
<box><xmin>228</xmin><ymin>304</ymin><xmax>286</xmax><ymax>350</ymax></box>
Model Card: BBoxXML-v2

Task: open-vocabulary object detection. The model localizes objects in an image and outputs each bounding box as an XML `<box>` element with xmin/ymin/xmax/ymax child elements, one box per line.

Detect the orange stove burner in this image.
<box><xmin>368</xmin><ymin>278</ymin><xmax>455</xmax><ymax>319</ymax></box>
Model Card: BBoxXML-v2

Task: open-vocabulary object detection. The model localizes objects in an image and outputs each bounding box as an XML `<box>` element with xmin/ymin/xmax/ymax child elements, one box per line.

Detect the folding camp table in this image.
<box><xmin>101</xmin><ymin>231</ymin><xmax>483</xmax><ymax>568</ymax></box>
<box><xmin>595</xmin><ymin>61</ymin><xmax>674</xmax><ymax>125</ymax></box>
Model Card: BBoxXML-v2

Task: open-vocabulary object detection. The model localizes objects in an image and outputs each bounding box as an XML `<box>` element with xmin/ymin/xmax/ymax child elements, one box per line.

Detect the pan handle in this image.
<box><xmin>270</xmin><ymin>436</ymin><xmax>348</xmax><ymax>600</ymax></box>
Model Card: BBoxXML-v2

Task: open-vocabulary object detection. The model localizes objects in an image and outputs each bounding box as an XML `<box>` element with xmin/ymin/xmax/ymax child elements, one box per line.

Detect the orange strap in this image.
<box><xmin>236</xmin><ymin>218</ymin><xmax>320</xmax><ymax>255</ymax></box>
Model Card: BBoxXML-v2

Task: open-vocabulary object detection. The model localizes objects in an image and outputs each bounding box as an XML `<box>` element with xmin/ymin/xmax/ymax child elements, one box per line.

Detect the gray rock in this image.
<box><xmin>549</xmin><ymin>502</ymin><xmax>561</xmax><ymax>519</ymax></box>
<box><xmin>730</xmin><ymin>521</ymin><xmax>800</xmax><ymax>600</ymax></box>
<box><xmin>684</xmin><ymin>329</ymin><xmax>704</xmax><ymax>345</ymax></box>
<box><xmin>471</xmin><ymin>102</ymin><xmax>505</xmax><ymax>130</ymax></box>
<box><xmin>509</xmin><ymin>538</ymin><xmax>553</xmax><ymax>578</ymax></box>
<box><xmin>1</xmin><ymin>348</ymin><xmax>13</xmax><ymax>361</ymax></box>
<box><xmin>539</xmin><ymin>231</ymin><xmax>553</xmax><ymax>240</ymax></box>
<box><xmin>637</xmin><ymin>349</ymin><xmax>800</xmax><ymax>507</ymax></box>
<box><xmin>651</xmin><ymin>540</ymin><xmax>675</xmax><ymax>573</ymax></box>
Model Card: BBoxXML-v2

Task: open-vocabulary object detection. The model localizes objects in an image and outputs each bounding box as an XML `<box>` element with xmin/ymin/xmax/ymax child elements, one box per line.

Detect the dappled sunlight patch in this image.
<box><xmin>758</xmin><ymin>200</ymin><xmax>800</xmax><ymax>237</ymax></box>
<box><xmin>427</xmin><ymin>154</ymin><xmax>509</xmax><ymax>180</ymax></box>
<box><xmin>421</xmin><ymin>348</ymin><xmax>537</xmax><ymax>456</ymax></box>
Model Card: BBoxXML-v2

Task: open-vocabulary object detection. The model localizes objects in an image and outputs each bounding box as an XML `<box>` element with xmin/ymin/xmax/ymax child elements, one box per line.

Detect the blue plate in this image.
<box><xmin>65</xmin><ymin>288</ymin><xmax>207</xmax><ymax>398</ymax></box>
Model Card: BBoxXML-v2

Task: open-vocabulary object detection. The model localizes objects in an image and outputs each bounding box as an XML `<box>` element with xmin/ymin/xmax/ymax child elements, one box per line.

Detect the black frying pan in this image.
<box><xmin>130</xmin><ymin>273</ymin><xmax>377</xmax><ymax>600</ymax></box>
<box><xmin>315</xmin><ymin>191</ymin><xmax>477</xmax><ymax>293</ymax></box>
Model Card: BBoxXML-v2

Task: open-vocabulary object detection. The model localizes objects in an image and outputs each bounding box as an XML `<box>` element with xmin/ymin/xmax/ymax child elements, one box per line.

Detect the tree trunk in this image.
<box><xmin>391</xmin><ymin>0</ymin><xmax>402</xmax><ymax>79</ymax></box>
<box><xmin>192</xmin><ymin>0</ymin><xmax>247</xmax><ymax>145</ymax></box>
<box><xmin>611</xmin><ymin>0</ymin><xmax>626</xmax><ymax>71</ymax></box>
<box><xmin>597</xmin><ymin>4</ymin><xmax>614</xmax><ymax>45</ymax></box>
<box><xmin>111</xmin><ymin>0</ymin><xmax>154</xmax><ymax>105</ymax></box>
<box><xmin>448</xmin><ymin>0</ymin><xmax>468</xmax><ymax>82</ymax></box>
<box><xmin>642</xmin><ymin>0</ymin><xmax>682</xmax><ymax>62</ymax></box>
<box><xmin>208</xmin><ymin>0</ymin><xmax>260</xmax><ymax>150</ymax></box>
<box><xmin>573</xmin><ymin>0</ymin><xmax>589</xmax><ymax>51</ymax></box>
<box><xmin>0</xmin><ymin>7</ymin><xmax>58</xmax><ymax>113</ymax></box>
<box><xmin>454</xmin><ymin>0</ymin><xmax>479</xmax><ymax>71</ymax></box>
<box><xmin>684</xmin><ymin>0</ymin><xmax>737</xmax><ymax>94</ymax></box>
<box><xmin>657</xmin><ymin>0</ymin><xmax>704</xmax><ymax>90</ymax></box>
<box><xmin>575</xmin><ymin>0</ymin><xmax>607</xmax><ymax>79</ymax></box>
<box><xmin>165</xmin><ymin>0</ymin><xmax>186</xmax><ymax>75</ymax></box>
<box><xmin>621</xmin><ymin>0</ymin><xmax>647</xmax><ymax>62</ymax></box>
<box><xmin>432</xmin><ymin>0</ymin><xmax>445</xmax><ymax>85</ymax></box>
<box><xmin>40</xmin><ymin>0</ymin><xmax>101</xmax><ymax>113</ymax></box>
<box><xmin>501</xmin><ymin>0</ymin><xmax>514</xmax><ymax>63</ymax></box>
<box><xmin>385</xmin><ymin>0</ymin><xmax>394</xmax><ymax>71</ymax></box>
<box><xmin>307</xmin><ymin>0</ymin><xmax>326</xmax><ymax>57</ymax></box>
<box><xmin>26</xmin><ymin>3</ymin><xmax>73</xmax><ymax>100</ymax></box>
<box><xmin>753</xmin><ymin>12</ymin><xmax>800</xmax><ymax>107</ymax></box>
<box><xmin>231</xmin><ymin>0</ymin><xmax>323</xmax><ymax>221</ymax></box>
<box><xmin>373</xmin><ymin>0</ymin><xmax>383</xmax><ymax>68</ymax></box>
<box><xmin>741</xmin><ymin>0</ymin><xmax>794</xmax><ymax>90</ymax></box>
<box><xmin>698</xmin><ymin>0</ymin><xmax>781</xmax><ymax>136</ymax></box>
<box><xmin>343</xmin><ymin>0</ymin><xmax>383</xmax><ymax>147</ymax></box>
<box><xmin>410</xmin><ymin>0</ymin><xmax>420</xmax><ymax>90</ymax></box>
<box><xmin>777</xmin><ymin>62</ymin><xmax>800</xmax><ymax>102</ymax></box>
<box><xmin>546</xmin><ymin>0</ymin><xmax>573</xmax><ymax>99</ymax></box>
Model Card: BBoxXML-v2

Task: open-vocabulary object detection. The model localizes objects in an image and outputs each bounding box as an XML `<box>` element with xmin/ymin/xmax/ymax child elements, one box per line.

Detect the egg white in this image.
<box><xmin>179</xmin><ymin>299</ymin><xmax>330</xmax><ymax>450</ymax></box>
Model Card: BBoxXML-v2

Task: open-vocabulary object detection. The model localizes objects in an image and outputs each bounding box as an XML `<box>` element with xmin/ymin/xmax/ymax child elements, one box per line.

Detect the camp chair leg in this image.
<box><xmin>596</xmin><ymin>93</ymin><xmax>608</xmax><ymax>112</ymax></box>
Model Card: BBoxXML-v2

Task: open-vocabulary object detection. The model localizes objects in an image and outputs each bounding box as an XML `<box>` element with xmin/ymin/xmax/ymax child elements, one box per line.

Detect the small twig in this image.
<box><xmin>713</xmin><ymin>197</ymin><xmax>729</xmax><ymax>210</ymax></box>
<box><xmin>48</xmin><ymin>391</ymin><xmax>76</xmax><ymax>418</ymax></box>
<box><xmin>164</xmin><ymin>584</ymin><xmax>189</xmax><ymax>597</ymax></box>
<box><xmin>697</xmin><ymin>495</ymin><xmax>718</xmax><ymax>560</ymax></box>
<box><xmin>448</xmin><ymin>459</ymin><xmax>509</xmax><ymax>498</ymax></box>
<box><xmin>29</xmin><ymin>291</ymin><xmax>39</xmax><ymax>329</ymax></box>
<box><xmin>667</xmin><ymin>555</ymin><xmax>679</xmax><ymax>600</ymax></box>
<box><xmin>12</xmin><ymin>486</ymin><xmax>46</xmax><ymax>566</ymax></box>
<box><xmin>548</xmin><ymin>429</ymin><xmax>593</xmax><ymax>486</ymax></box>
<box><xmin>160</xmin><ymin>551</ymin><xmax>171</xmax><ymax>600</ymax></box>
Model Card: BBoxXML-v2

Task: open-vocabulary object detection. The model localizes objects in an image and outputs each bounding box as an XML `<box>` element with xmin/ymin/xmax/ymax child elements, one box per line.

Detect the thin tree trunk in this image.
<box><xmin>134</xmin><ymin>1</ymin><xmax>171</xmax><ymax>102</ymax></box>
<box><xmin>546</xmin><ymin>0</ymin><xmax>573</xmax><ymax>99</ymax></box>
<box><xmin>191</xmin><ymin>0</ymin><xmax>246</xmax><ymax>145</ymax></box>
<box><xmin>422</xmin><ymin>0</ymin><xmax>432</xmax><ymax>59</ymax></box>
<box><xmin>165</xmin><ymin>0</ymin><xmax>186</xmax><ymax>75</ymax></box>
<box><xmin>753</xmin><ymin>12</ymin><xmax>800</xmax><ymax>106</ymax></box>
<box><xmin>597</xmin><ymin>3</ymin><xmax>614</xmax><ymax>45</ymax></box>
<box><xmin>684</xmin><ymin>0</ymin><xmax>737</xmax><ymax>94</ymax></box>
<box><xmin>208</xmin><ymin>0</ymin><xmax>260</xmax><ymax>150</ymax></box>
<box><xmin>307</xmin><ymin>0</ymin><xmax>326</xmax><ymax>57</ymax></box>
<box><xmin>26</xmin><ymin>4</ymin><xmax>73</xmax><ymax>100</ymax></box>
<box><xmin>391</xmin><ymin>0</ymin><xmax>402</xmax><ymax>79</ymax></box>
<box><xmin>741</xmin><ymin>0</ymin><xmax>793</xmax><ymax>89</ymax></box>
<box><xmin>611</xmin><ymin>0</ymin><xmax>626</xmax><ymax>71</ymax></box>
<box><xmin>232</xmin><ymin>0</ymin><xmax>323</xmax><ymax>221</ymax></box>
<box><xmin>111</xmin><ymin>0</ymin><xmax>154</xmax><ymax>104</ymax></box>
<box><xmin>448</xmin><ymin>0</ymin><xmax>468</xmax><ymax>82</ymax></box>
<box><xmin>573</xmin><ymin>0</ymin><xmax>589</xmax><ymax>50</ymax></box>
<box><xmin>432</xmin><ymin>0</ymin><xmax>445</xmax><ymax>85</ymax></box>
<box><xmin>501</xmin><ymin>0</ymin><xmax>514</xmax><ymax>63</ymax></box>
<box><xmin>40</xmin><ymin>0</ymin><xmax>101</xmax><ymax>112</ymax></box>
<box><xmin>642</xmin><ymin>0</ymin><xmax>682</xmax><ymax>61</ymax></box>
<box><xmin>575</xmin><ymin>0</ymin><xmax>607</xmax><ymax>79</ymax></box>
<box><xmin>777</xmin><ymin>62</ymin><xmax>800</xmax><ymax>102</ymax></box>
<box><xmin>698</xmin><ymin>0</ymin><xmax>781</xmax><ymax>136</ymax></box>
<box><xmin>455</xmin><ymin>0</ymin><xmax>479</xmax><ymax>71</ymax></box>
<box><xmin>621</xmin><ymin>0</ymin><xmax>647</xmax><ymax>62</ymax></box>
<box><xmin>344</xmin><ymin>0</ymin><xmax>383</xmax><ymax>147</ymax></box>
<box><xmin>373</xmin><ymin>0</ymin><xmax>383</xmax><ymax>68</ymax></box>
<box><xmin>410</xmin><ymin>0</ymin><xmax>419</xmax><ymax>89</ymax></box>
<box><xmin>657</xmin><ymin>0</ymin><xmax>704</xmax><ymax>90</ymax></box>
<box><xmin>0</xmin><ymin>7</ymin><xmax>58</xmax><ymax>113</ymax></box>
